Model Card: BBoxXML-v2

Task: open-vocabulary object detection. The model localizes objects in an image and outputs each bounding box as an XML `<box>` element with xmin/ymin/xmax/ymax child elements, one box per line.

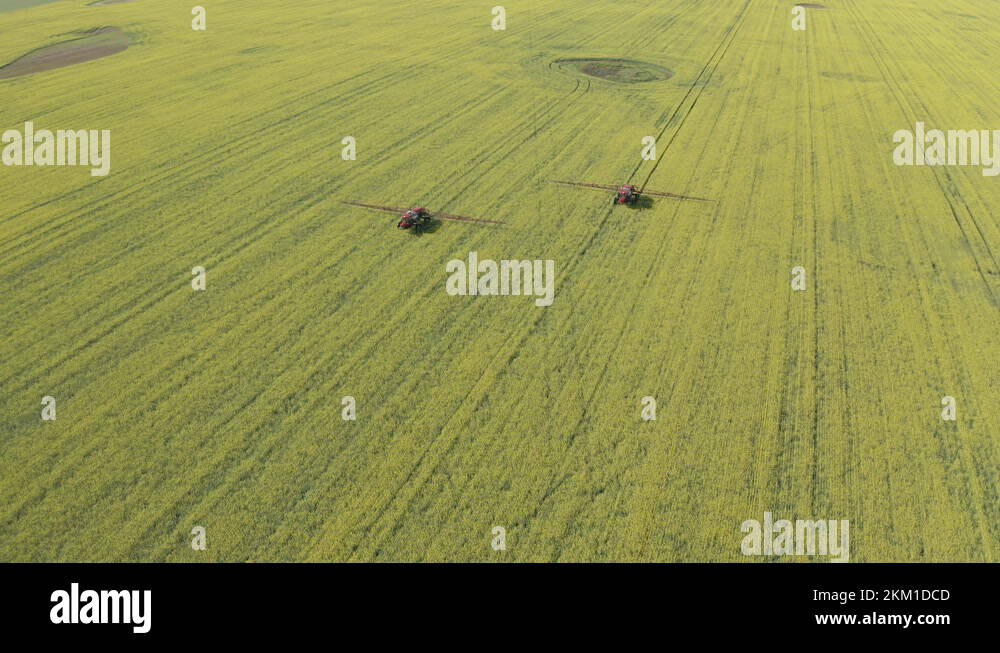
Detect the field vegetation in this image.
<box><xmin>0</xmin><ymin>0</ymin><xmax>996</xmax><ymax>561</ymax></box>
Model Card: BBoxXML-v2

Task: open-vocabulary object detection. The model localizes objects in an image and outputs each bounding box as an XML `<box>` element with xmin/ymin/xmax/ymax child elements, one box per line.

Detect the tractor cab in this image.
<box><xmin>615</xmin><ymin>185</ymin><xmax>639</xmax><ymax>205</ymax></box>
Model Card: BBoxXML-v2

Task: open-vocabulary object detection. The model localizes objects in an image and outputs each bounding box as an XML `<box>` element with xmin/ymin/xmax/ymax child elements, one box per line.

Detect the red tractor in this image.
<box><xmin>341</xmin><ymin>201</ymin><xmax>505</xmax><ymax>233</ymax></box>
<box><xmin>551</xmin><ymin>180</ymin><xmax>711</xmax><ymax>206</ymax></box>
<box><xmin>397</xmin><ymin>207</ymin><xmax>432</xmax><ymax>230</ymax></box>
<box><xmin>615</xmin><ymin>184</ymin><xmax>639</xmax><ymax>205</ymax></box>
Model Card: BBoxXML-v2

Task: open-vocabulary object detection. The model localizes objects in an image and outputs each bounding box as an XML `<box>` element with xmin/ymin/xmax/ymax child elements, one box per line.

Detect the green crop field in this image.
<box><xmin>0</xmin><ymin>0</ymin><xmax>996</xmax><ymax>562</ymax></box>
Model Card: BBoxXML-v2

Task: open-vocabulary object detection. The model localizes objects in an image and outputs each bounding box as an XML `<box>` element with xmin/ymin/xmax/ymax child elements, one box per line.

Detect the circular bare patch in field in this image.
<box><xmin>554</xmin><ymin>58</ymin><xmax>672</xmax><ymax>83</ymax></box>
<box><xmin>0</xmin><ymin>26</ymin><xmax>130</xmax><ymax>80</ymax></box>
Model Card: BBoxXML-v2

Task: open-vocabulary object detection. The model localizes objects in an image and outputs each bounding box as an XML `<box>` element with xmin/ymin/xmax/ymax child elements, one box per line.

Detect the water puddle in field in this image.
<box><xmin>0</xmin><ymin>26</ymin><xmax>130</xmax><ymax>80</ymax></box>
<box><xmin>553</xmin><ymin>58</ymin><xmax>672</xmax><ymax>84</ymax></box>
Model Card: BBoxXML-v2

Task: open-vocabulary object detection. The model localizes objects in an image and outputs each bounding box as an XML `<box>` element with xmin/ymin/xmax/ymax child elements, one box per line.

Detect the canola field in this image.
<box><xmin>0</xmin><ymin>0</ymin><xmax>997</xmax><ymax>562</ymax></box>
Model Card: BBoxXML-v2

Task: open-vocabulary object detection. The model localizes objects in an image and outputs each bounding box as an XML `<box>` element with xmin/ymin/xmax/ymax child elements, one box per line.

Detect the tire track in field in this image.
<box><xmin>0</xmin><ymin>14</ymin><xmax>521</xmax><ymax>254</ymax></box>
<box><xmin>0</xmin><ymin>0</ymin><xmax>740</xmax><ymax>560</ymax></box>
<box><xmin>844</xmin><ymin>0</ymin><xmax>994</xmax><ymax>559</ymax></box>
<box><xmin>119</xmin><ymin>78</ymin><xmax>597</xmax><ymax>559</ymax></box>
<box><xmin>626</xmin><ymin>0</ymin><xmax>702</xmax><ymax>53</ymax></box>
<box><xmin>0</xmin><ymin>63</ymin><xmax>499</xmax><ymax>267</ymax></box>
<box><xmin>624</xmin><ymin>2</ymin><xmax>782</xmax><ymax>558</ymax></box>
<box><xmin>290</xmin><ymin>84</ymin><xmax>611</xmax><ymax>558</ymax></box>
<box><xmin>800</xmin><ymin>9</ymin><xmax>861</xmax><ymax>536</ymax></box>
<box><xmin>887</xmin><ymin>5</ymin><xmax>1000</xmax><ymax>276</ymax></box>
<box><xmin>573</xmin><ymin>0</ymin><xmax>751</xmax><ymax>268</ymax></box>
<box><xmin>432</xmin><ymin>76</ymin><xmax>592</xmax><ymax>219</ymax></box>
<box><xmin>843</xmin><ymin>1</ymin><xmax>998</xmax><ymax>306</ymax></box>
<box><xmin>0</xmin><ymin>59</ymin><xmax>414</xmax><ymax>235</ymax></box>
<box><xmin>0</xmin><ymin>1</ymin><xmax>624</xmax><ymax>271</ymax></box>
<box><xmin>691</xmin><ymin>2</ymin><xmax>804</xmax><ymax>525</ymax></box>
<box><xmin>809</xmin><ymin>11</ymin><xmax>913</xmax><ymax>556</ymax></box>
<box><xmin>1</xmin><ymin>191</ymin><xmax>404</xmax><ymax>552</ymax></box>
<box><xmin>293</xmin><ymin>80</ymin><xmax>615</xmax><ymax>557</ymax></box>
<box><xmin>0</xmin><ymin>5</ymin><xmax>560</xmax><ymax>428</ymax></box>
<box><xmin>1</xmin><ymin>1</ymin><xmax>688</xmax><ymax>559</ymax></box>
<box><xmin>0</xmin><ymin>74</ymin><xmax>517</xmax><ymax>390</ymax></box>
<box><xmin>822</xmin><ymin>11</ymin><xmax>935</xmax><ymax>558</ymax></box>
<box><xmin>276</xmin><ymin>96</ymin><xmax>604</xmax><ymax>527</ymax></box>
<box><xmin>309</xmin><ymin>76</ymin><xmax>588</xmax><ymax>342</ymax></box>
<box><xmin>0</xmin><ymin>7</ymin><xmax>516</xmax><ymax>235</ymax></box>
<box><xmin>0</xmin><ymin>193</ymin><xmax>359</xmax><ymax>531</ymax></box>
<box><xmin>526</xmin><ymin>0</ymin><xmax>633</xmax><ymax>47</ymax></box>
<box><xmin>330</xmin><ymin>75</ymin><xmax>592</xmax><ymax>291</ymax></box>
<box><xmin>594</xmin><ymin>3</ymin><xmax>766</xmax><ymax>560</ymax></box>
<box><xmin>378</xmin><ymin>0</ymin><xmax>754</xmax><ymax>558</ymax></box>
<box><xmin>802</xmin><ymin>9</ymin><xmax>824</xmax><ymax>526</ymax></box>
<box><xmin>500</xmin><ymin>0</ymin><xmax>753</xmax><ymax>551</ymax></box>
<box><xmin>0</xmin><ymin>165</ymin><xmax>410</xmax><ymax>517</ymax></box>
<box><xmin>631</xmin><ymin>0</ymin><xmax>752</xmax><ymax>194</ymax></box>
<box><xmin>315</xmin><ymin>98</ymin><xmax>633</xmax><ymax>558</ymax></box>
<box><xmin>332</xmin><ymin>79</ymin><xmax>732</xmax><ymax>555</ymax></box>
<box><xmin>0</xmin><ymin>63</ymin><xmax>502</xmax><ymax>326</ymax></box>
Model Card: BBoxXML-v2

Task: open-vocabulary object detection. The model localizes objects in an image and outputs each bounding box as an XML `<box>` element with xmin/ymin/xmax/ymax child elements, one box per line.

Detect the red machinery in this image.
<box><xmin>341</xmin><ymin>201</ymin><xmax>505</xmax><ymax>232</ymax></box>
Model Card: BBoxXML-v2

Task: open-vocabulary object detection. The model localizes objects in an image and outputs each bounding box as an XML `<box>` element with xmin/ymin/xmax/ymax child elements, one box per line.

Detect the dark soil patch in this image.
<box><xmin>0</xmin><ymin>26</ymin><xmax>130</xmax><ymax>80</ymax></box>
<box><xmin>554</xmin><ymin>58</ymin><xmax>672</xmax><ymax>84</ymax></box>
